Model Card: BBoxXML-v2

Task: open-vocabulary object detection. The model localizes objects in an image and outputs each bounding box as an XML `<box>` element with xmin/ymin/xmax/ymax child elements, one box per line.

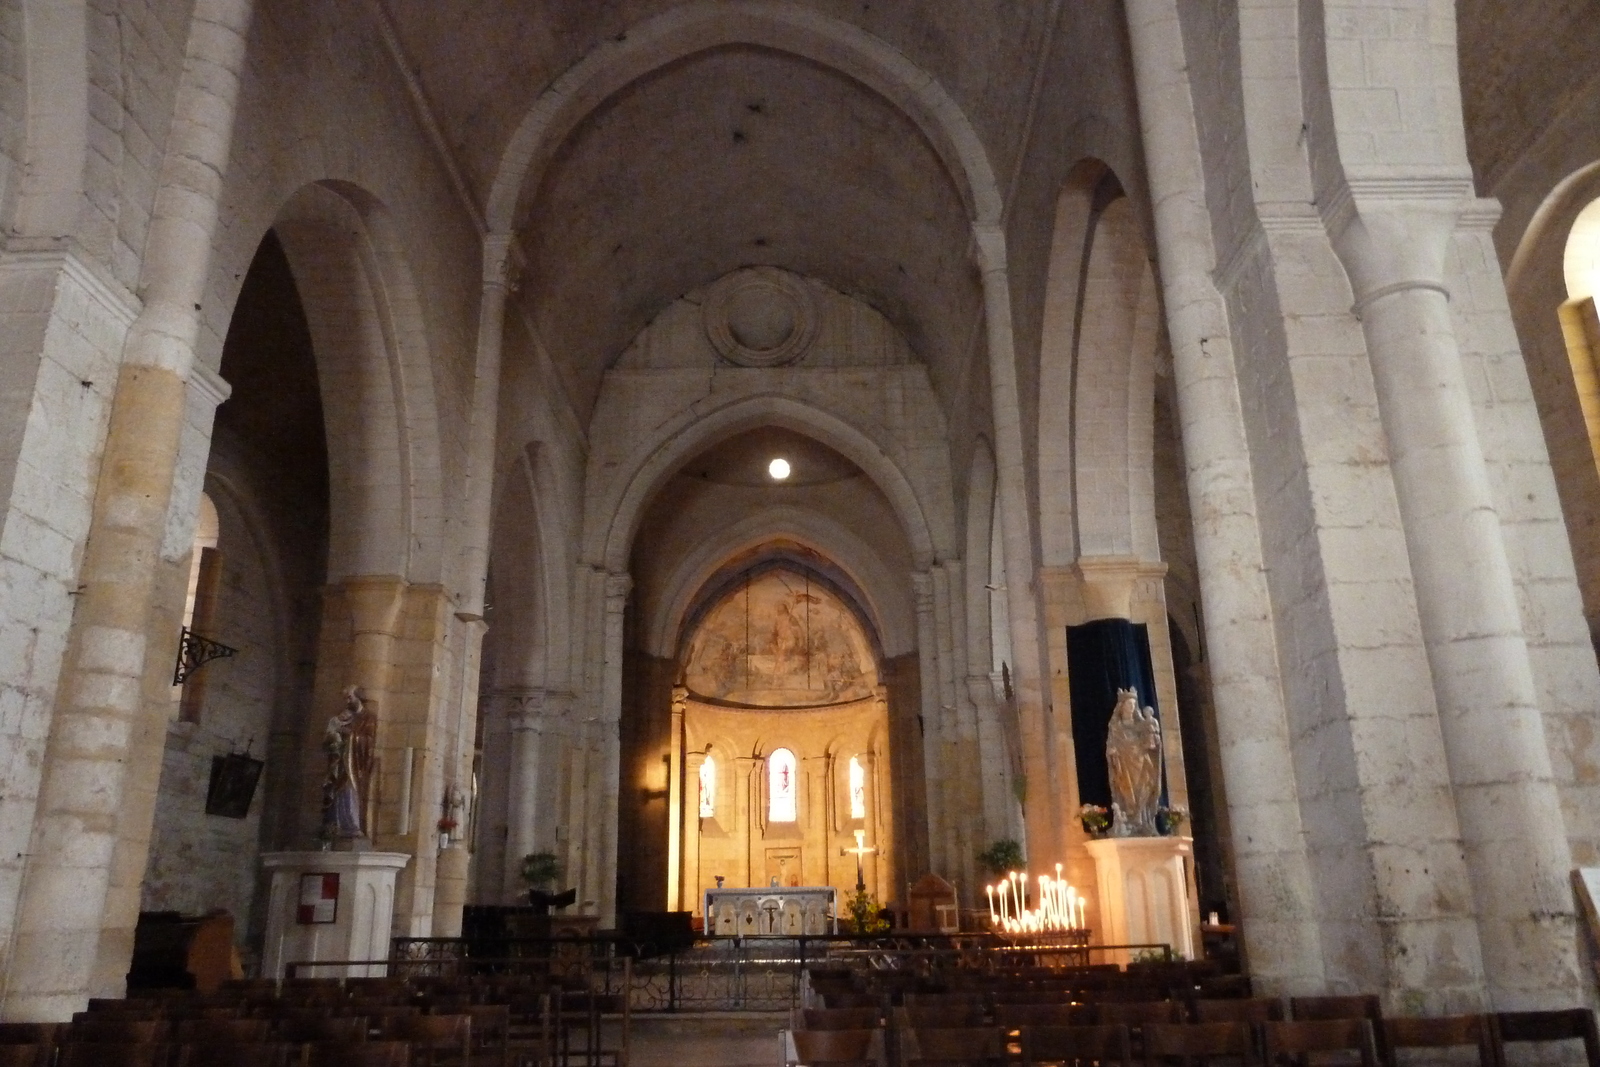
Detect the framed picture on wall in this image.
<box><xmin>297</xmin><ymin>873</ymin><xmax>339</xmax><ymax>924</ymax></box>
<box><xmin>205</xmin><ymin>752</ymin><xmax>264</xmax><ymax>819</ymax></box>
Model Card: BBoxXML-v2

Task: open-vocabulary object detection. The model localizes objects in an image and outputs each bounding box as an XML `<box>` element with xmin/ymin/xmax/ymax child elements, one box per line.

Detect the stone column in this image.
<box><xmin>666</xmin><ymin>685</ymin><xmax>687</xmax><ymax>911</ymax></box>
<box><xmin>502</xmin><ymin>689</ymin><xmax>545</xmax><ymax>901</ymax></box>
<box><xmin>910</xmin><ymin>572</ymin><xmax>947</xmax><ymax>878</ymax></box>
<box><xmin>1325</xmin><ymin>185</ymin><xmax>1577</xmax><ymax>1006</ymax></box>
<box><xmin>683</xmin><ymin>748</ymin><xmax>707</xmax><ymax>914</ymax></box>
<box><xmin>591</xmin><ymin>572</ymin><xmax>631</xmax><ymax>924</ymax></box>
<box><xmin>458</xmin><ymin>234</ymin><xmax>521</xmax><ymax>618</ymax></box>
<box><xmin>1123</xmin><ymin>0</ymin><xmax>1326</xmax><ymax>994</ymax></box>
<box><xmin>972</xmin><ymin>224</ymin><xmax>1059</xmax><ymax>865</ymax></box>
<box><xmin>2</xmin><ymin>0</ymin><xmax>256</xmax><ymax>1021</ymax></box>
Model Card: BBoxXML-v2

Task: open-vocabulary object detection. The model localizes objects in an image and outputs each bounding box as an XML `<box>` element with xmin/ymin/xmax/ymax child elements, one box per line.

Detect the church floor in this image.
<box><xmin>605</xmin><ymin>1011</ymin><xmax>786</xmax><ymax>1067</ymax></box>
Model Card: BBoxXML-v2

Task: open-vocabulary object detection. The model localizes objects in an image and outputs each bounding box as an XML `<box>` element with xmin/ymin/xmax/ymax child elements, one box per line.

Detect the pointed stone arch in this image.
<box><xmin>485</xmin><ymin>0</ymin><xmax>1001</xmax><ymax>234</ymax></box>
<box><xmin>647</xmin><ymin>506</ymin><xmax>915</xmax><ymax>661</ymax></box>
<box><xmin>590</xmin><ymin>393</ymin><xmax>939</xmax><ymax>574</ymax></box>
<box><xmin>270</xmin><ymin>181</ymin><xmax>444</xmax><ymax>583</ymax></box>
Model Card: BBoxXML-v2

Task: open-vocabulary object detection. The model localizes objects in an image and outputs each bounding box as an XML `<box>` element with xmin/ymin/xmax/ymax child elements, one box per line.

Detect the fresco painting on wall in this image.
<box><xmin>686</xmin><ymin>570</ymin><xmax>875</xmax><ymax>706</ymax></box>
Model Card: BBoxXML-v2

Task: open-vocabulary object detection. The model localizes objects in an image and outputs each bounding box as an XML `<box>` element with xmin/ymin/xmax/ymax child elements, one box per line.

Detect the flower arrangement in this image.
<box><xmin>436</xmin><ymin>817</ymin><xmax>458</xmax><ymax>834</ymax></box>
<box><xmin>1156</xmin><ymin>805</ymin><xmax>1188</xmax><ymax>835</ymax></box>
<box><xmin>844</xmin><ymin>886</ymin><xmax>890</xmax><ymax>934</ymax></box>
<box><xmin>1079</xmin><ymin>804</ymin><xmax>1111</xmax><ymax>836</ymax></box>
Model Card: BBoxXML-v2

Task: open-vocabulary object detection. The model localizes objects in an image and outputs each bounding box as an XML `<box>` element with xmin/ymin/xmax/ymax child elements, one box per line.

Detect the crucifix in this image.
<box><xmin>841</xmin><ymin>828</ymin><xmax>877</xmax><ymax>892</ymax></box>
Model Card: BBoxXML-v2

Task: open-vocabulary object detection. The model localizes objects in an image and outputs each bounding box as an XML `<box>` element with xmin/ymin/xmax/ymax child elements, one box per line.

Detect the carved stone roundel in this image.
<box><xmin>703</xmin><ymin>269</ymin><xmax>818</xmax><ymax>367</ymax></box>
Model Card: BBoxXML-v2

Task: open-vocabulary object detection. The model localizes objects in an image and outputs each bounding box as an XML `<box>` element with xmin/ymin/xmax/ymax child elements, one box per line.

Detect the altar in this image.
<box><xmin>704</xmin><ymin>886</ymin><xmax>837</xmax><ymax>936</ymax></box>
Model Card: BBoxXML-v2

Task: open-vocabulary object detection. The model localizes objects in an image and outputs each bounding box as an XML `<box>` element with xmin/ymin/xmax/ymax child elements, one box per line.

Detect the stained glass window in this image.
<box><xmin>849</xmin><ymin>755</ymin><xmax>866</xmax><ymax>819</ymax></box>
<box><xmin>769</xmin><ymin>748</ymin><xmax>798</xmax><ymax>822</ymax></box>
<box><xmin>698</xmin><ymin>755</ymin><xmax>716</xmax><ymax>818</ymax></box>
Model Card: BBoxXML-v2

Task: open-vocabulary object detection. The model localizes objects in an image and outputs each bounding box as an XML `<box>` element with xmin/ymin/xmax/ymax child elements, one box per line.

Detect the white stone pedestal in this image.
<box><xmin>261</xmin><ymin>851</ymin><xmax>410</xmax><ymax>979</ymax></box>
<box><xmin>1084</xmin><ymin>836</ymin><xmax>1196</xmax><ymax>964</ymax></box>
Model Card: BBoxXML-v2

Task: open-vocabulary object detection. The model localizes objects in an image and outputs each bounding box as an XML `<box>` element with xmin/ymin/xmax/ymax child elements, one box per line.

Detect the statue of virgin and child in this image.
<box><xmin>322</xmin><ymin>685</ymin><xmax>377</xmax><ymax>843</ymax></box>
<box><xmin>1106</xmin><ymin>687</ymin><xmax>1163</xmax><ymax>837</ymax></box>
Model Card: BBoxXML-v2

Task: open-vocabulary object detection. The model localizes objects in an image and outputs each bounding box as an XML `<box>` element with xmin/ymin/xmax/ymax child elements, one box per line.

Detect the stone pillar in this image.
<box><xmin>1123</xmin><ymin>0</ymin><xmax>1326</xmax><ymax>994</ymax></box>
<box><xmin>1325</xmin><ymin>184</ymin><xmax>1577</xmax><ymax>1006</ymax></box>
<box><xmin>666</xmin><ymin>685</ymin><xmax>687</xmax><ymax>911</ymax></box>
<box><xmin>0</xmin><ymin>252</ymin><xmax>137</xmax><ymax>983</ymax></box>
<box><xmin>2</xmin><ymin>0</ymin><xmax>255</xmax><ymax>1021</ymax></box>
<box><xmin>972</xmin><ymin>224</ymin><xmax>1059</xmax><ymax>867</ymax></box>
<box><xmin>683</xmin><ymin>748</ymin><xmax>707</xmax><ymax>913</ymax></box>
<box><xmin>502</xmin><ymin>688</ymin><xmax>545</xmax><ymax>901</ymax></box>
<box><xmin>593</xmin><ymin>572</ymin><xmax>631</xmax><ymax>925</ymax></box>
<box><xmin>458</xmin><ymin>234</ymin><xmax>522</xmax><ymax>618</ymax></box>
<box><xmin>910</xmin><ymin>572</ymin><xmax>948</xmax><ymax>878</ymax></box>
<box><xmin>431</xmin><ymin>846</ymin><xmax>470</xmax><ymax>938</ymax></box>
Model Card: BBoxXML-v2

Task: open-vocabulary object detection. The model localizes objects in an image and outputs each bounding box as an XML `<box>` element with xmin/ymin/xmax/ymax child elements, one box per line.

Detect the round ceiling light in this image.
<box><xmin>768</xmin><ymin>458</ymin><xmax>791</xmax><ymax>481</ymax></box>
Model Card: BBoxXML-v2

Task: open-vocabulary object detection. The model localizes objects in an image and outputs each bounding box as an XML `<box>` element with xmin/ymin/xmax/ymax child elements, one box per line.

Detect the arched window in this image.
<box><xmin>175</xmin><ymin>492</ymin><xmax>221</xmax><ymax>723</ymax></box>
<box><xmin>768</xmin><ymin>748</ymin><xmax>798</xmax><ymax>823</ymax></box>
<box><xmin>848</xmin><ymin>756</ymin><xmax>867</xmax><ymax>820</ymax></box>
<box><xmin>699</xmin><ymin>755</ymin><xmax>716</xmax><ymax>818</ymax></box>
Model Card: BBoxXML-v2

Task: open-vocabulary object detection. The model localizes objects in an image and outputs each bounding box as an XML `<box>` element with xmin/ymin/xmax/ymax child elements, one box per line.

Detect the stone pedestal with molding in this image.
<box><xmin>261</xmin><ymin>851</ymin><xmax>410</xmax><ymax>979</ymax></box>
<box><xmin>1084</xmin><ymin>836</ymin><xmax>1196</xmax><ymax>964</ymax></box>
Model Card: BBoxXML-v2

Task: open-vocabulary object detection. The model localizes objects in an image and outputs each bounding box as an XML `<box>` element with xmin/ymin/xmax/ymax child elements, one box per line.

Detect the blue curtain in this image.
<box><xmin>1065</xmin><ymin>618</ymin><xmax>1165</xmax><ymax>809</ymax></box>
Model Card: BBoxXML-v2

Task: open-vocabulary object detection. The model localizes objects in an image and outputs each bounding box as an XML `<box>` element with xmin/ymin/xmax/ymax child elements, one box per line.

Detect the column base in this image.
<box><xmin>261</xmin><ymin>851</ymin><xmax>410</xmax><ymax>979</ymax></box>
<box><xmin>1084</xmin><ymin>836</ymin><xmax>1197</xmax><ymax>964</ymax></box>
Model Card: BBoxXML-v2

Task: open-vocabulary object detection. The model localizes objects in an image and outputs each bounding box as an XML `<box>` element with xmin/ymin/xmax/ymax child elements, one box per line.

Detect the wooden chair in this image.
<box><xmin>0</xmin><ymin>1045</ymin><xmax>48</xmax><ymax>1067</ymax></box>
<box><xmin>1492</xmin><ymin>1008</ymin><xmax>1600</xmax><ymax>1067</ymax></box>
<box><xmin>1097</xmin><ymin>1001</ymin><xmax>1184</xmax><ymax>1028</ymax></box>
<box><xmin>902</xmin><ymin>1027</ymin><xmax>1006</xmax><ymax>1066</ymax></box>
<box><xmin>1143</xmin><ymin>1022</ymin><xmax>1259</xmax><ymax>1067</ymax></box>
<box><xmin>1193</xmin><ymin>999</ymin><xmax>1285</xmax><ymax>1024</ymax></box>
<box><xmin>174</xmin><ymin>1016</ymin><xmax>271</xmax><ymax>1043</ymax></box>
<box><xmin>789</xmin><ymin>1027</ymin><xmax>886</xmax><ymax>1066</ymax></box>
<box><xmin>996</xmin><ymin>1004</ymin><xmax>1094</xmax><ymax>1030</ymax></box>
<box><xmin>905</xmin><ymin>993</ymin><xmax>987</xmax><ymax>1011</ymax></box>
<box><xmin>0</xmin><ymin>1025</ymin><xmax>56</xmax><ymax>1047</ymax></box>
<box><xmin>895</xmin><ymin>1005</ymin><xmax>986</xmax><ymax>1030</ymax></box>
<box><xmin>173</xmin><ymin>1042</ymin><xmax>292</xmax><ymax>1067</ymax></box>
<box><xmin>385</xmin><ymin>1013</ymin><xmax>471</xmax><ymax>1067</ymax></box>
<box><xmin>824</xmin><ymin>993</ymin><xmax>886</xmax><ymax>1011</ymax></box>
<box><xmin>57</xmin><ymin>1045</ymin><xmax>168</xmax><ymax>1067</ymax></box>
<box><xmin>454</xmin><ymin>1004</ymin><xmax>510</xmax><ymax>1067</ymax></box>
<box><xmin>1201</xmin><ymin>977</ymin><xmax>1254</xmax><ymax>1000</ymax></box>
<box><xmin>1291</xmin><ymin>997</ymin><xmax>1388</xmax><ymax>1067</ymax></box>
<box><xmin>799</xmin><ymin>1007</ymin><xmax>883</xmax><ymax>1031</ymax></box>
<box><xmin>272</xmin><ymin>1014</ymin><xmax>368</xmax><ymax>1043</ymax></box>
<box><xmin>1383</xmin><ymin>1016</ymin><xmax>1495</xmax><ymax>1067</ymax></box>
<box><xmin>305</xmin><ymin>1041</ymin><xmax>411</xmax><ymax>1067</ymax></box>
<box><xmin>1019</xmin><ymin>1023</ymin><xmax>1135</xmax><ymax>1067</ymax></box>
<box><xmin>66</xmin><ymin>1020</ymin><xmax>164</xmax><ymax>1044</ymax></box>
<box><xmin>1261</xmin><ymin>1018</ymin><xmax>1380</xmax><ymax>1067</ymax></box>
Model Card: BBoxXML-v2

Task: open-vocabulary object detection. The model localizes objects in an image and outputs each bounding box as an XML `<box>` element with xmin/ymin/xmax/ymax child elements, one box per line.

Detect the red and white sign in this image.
<box><xmin>297</xmin><ymin>873</ymin><xmax>339</xmax><ymax>924</ymax></box>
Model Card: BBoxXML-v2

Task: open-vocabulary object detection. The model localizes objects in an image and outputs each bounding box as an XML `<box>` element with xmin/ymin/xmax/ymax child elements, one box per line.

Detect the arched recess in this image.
<box><xmin>1072</xmin><ymin>190</ymin><xmax>1161</xmax><ymax>560</ymax></box>
<box><xmin>5</xmin><ymin>0</ymin><xmax>88</xmax><ymax>237</ymax></box>
<box><xmin>590</xmin><ymin>394</ymin><xmax>940</xmax><ymax>574</ymax></box>
<box><xmin>1505</xmin><ymin>160</ymin><xmax>1600</xmax><ymax>640</ymax></box>
<box><xmin>1037</xmin><ymin>160</ymin><xmax>1110</xmax><ymax>566</ymax></box>
<box><xmin>962</xmin><ymin>438</ymin><xmax>1023</xmax><ymax>843</ymax></box>
<box><xmin>270</xmin><ymin>181</ymin><xmax>444</xmax><ymax>583</ymax></box>
<box><xmin>646</xmin><ymin>506</ymin><xmax>915</xmax><ymax>662</ymax></box>
<box><xmin>485</xmin><ymin>1</ymin><xmax>1001</xmax><ymax>234</ymax></box>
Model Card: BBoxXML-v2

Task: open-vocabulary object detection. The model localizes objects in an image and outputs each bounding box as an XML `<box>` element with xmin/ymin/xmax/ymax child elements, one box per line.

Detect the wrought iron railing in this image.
<box><xmin>381</xmin><ymin>930</ymin><xmax>1166</xmax><ymax>1013</ymax></box>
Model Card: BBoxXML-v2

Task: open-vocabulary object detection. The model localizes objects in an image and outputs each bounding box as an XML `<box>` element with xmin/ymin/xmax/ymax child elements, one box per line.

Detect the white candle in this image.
<box><xmin>987</xmin><ymin>885</ymin><xmax>997</xmax><ymax>926</ymax></box>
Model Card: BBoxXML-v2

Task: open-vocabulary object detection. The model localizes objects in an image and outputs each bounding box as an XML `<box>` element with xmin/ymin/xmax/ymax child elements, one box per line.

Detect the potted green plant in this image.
<box><xmin>976</xmin><ymin>839</ymin><xmax>1026</xmax><ymax>878</ymax></box>
<box><xmin>520</xmin><ymin>851</ymin><xmax>562</xmax><ymax>905</ymax></box>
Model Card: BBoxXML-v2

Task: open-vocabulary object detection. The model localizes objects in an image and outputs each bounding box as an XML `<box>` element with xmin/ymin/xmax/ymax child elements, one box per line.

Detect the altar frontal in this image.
<box><xmin>704</xmin><ymin>886</ymin><xmax>837</xmax><ymax>936</ymax></box>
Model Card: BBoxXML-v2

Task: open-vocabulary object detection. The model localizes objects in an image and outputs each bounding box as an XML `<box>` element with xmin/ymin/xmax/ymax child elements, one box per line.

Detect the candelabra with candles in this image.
<box><xmin>985</xmin><ymin>864</ymin><xmax>1090</xmax><ymax>949</ymax></box>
